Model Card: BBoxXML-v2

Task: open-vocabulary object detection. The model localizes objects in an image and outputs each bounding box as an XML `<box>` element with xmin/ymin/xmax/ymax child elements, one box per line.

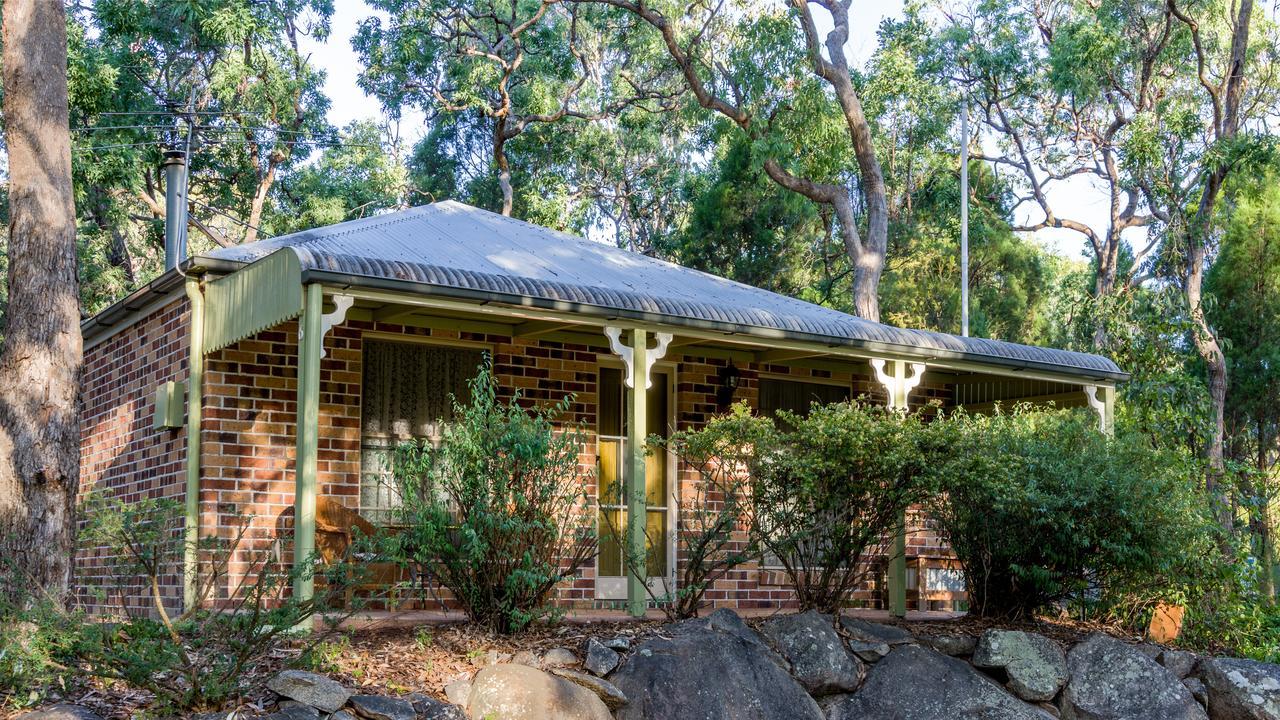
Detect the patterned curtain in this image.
<box><xmin>359</xmin><ymin>340</ymin><xmax>484</xmax><ymax>523</ymax></box>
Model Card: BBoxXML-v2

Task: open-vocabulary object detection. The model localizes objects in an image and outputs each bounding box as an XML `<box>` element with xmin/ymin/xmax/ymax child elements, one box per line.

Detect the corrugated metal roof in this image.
<box><xmin>199</xmin><ymin>201</ymin><xmax>1123</xmax><ymax>379</ymax></box>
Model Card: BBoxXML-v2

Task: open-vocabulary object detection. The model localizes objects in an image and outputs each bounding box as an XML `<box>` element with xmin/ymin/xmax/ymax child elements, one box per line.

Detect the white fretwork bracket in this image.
<box><xmin>1082</xmin><ymin>384</ymin><xmax>1106</xmax><ymax>433</ymax></box>
<box><xmin>870</xmin><ymin>358</ymin><xmax>927</xmax><ymax>411</ymax></box>
<box><xmin>604</xmin><ymin>326</ymin><xmax>673</xmax><ymax>389</ymax></box>
<box><xmin>301</xmin><ymin>294</ymin><xmax>354</xmax><ymax>359</ymax></box>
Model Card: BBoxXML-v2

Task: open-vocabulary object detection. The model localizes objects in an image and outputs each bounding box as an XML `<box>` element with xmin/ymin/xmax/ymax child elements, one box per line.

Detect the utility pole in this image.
<box><xmin>960</xmin><ymin>101</ymin><xmax>970</xmax><ymax>338</ymax></box>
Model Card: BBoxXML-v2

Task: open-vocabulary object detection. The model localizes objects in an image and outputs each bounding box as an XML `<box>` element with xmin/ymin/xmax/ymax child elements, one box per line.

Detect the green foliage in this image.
<box><xmin>753</xmin><ymin>402</ymin><xmax>933</xmax><ymax>613</ymax></box>
<box><xmin>617</xmin><ymin>404</ymin><xmax>773</xmax><ymax>619</ymax></box>
<box><xmin>54</xmin><ymin>496</ymin><xmax>359</xmax><ymax>712</ymax></box>
<box><xmin>925</xmin><ymin>409</ymin><xmax>1208</xmax><ymax>619</ymax></box>
<box><xmin>387</xmin><ymin>359</ymin><xmax>596</xmax><ymax>633</ymax></box>
<box><xmin>0</xmin><ymin>595</ymin><xmax>80</xmax><ymax>710</ymax></box>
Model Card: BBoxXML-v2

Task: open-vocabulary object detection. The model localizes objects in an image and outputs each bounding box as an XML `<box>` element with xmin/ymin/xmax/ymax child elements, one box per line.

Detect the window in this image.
<box><xmin>758</xmin><ymin>377</ymin><xmax>850</xmax><ymax>419</ymax></box>
<box><xmin>359</xmin><ymin>340</ymin><xmax>484</xmax><ymax>524</ymax></box>
<box><xmin>596</xmin><ymin>366</ymin><xmax>671</xmax><ymax>583</ymax></box>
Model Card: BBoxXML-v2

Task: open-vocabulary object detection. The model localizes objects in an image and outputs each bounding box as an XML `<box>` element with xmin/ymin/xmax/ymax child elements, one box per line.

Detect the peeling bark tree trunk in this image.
<box><xmin>0</xmin><ymin>0</ymin><xmax>83</xmax><ymax>606</ymax></box>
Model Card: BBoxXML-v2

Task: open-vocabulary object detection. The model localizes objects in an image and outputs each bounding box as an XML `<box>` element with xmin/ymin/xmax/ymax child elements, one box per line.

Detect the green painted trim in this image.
<box><xmin>889</xmin><ymin>360</ymin><xmax>909</xmax><ymax>617</ymax></box>
<box><xmin>203</xmin><ymin>249</ymin><xmax>303</xmax><ymax>354</ymax></box>
<box><xmin>183</xmin><ymin>279</ymin><xmax>204</xmax><ymax>611</ymax></box>
<box><xmin>627</xmin><ymin>328</ymin><xmax>649</xmax><ymax>618</ymax></box>
<box><xmin>890</xmin><ymin>511</ymin><xmax>907</xmax><ymax>617</ymax></box>
<box><xmin>293</xmin><ymin>283</ymin><xmax>323</xmax><ymax>612</ymax></box>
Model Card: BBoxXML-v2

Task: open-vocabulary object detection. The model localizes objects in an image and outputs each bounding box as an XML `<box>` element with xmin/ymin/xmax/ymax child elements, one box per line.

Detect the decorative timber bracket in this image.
<box><xmin>604</xmin><ymin>326</ymin><xmax>673</xmax><ymax>389</ymax></box>
<box><xmin>1082</xmin><ymin>384</ymin><xmax>1115</xmax><ymax>435</ymax></box>
<box><xmin>869</xmin><ymin>358</ymin><xmax>927</xmax><ymax>411</ymax></box>
<box><xmin>299</xmin><ymin>293</ymin><xmax>354</xmax><ymax>359</ymax></box>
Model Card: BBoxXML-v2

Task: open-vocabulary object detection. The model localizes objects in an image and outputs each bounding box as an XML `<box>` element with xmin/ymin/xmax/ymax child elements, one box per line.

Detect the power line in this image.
<box><xmin>186</xmin><ymin>196</ymin><xmax>270</xmax><ymax>239</ymax></box>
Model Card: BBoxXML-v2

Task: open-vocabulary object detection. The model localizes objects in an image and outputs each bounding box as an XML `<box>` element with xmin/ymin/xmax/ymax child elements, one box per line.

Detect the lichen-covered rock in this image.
<box><xmin>467</xmin><ymin>664</ymin><xmax>613</xmax><ymax>720</ymax></box>
<box><xmin>838</xmin><ymin>617</ymin><xmax>914</xmax><ymax>646</ymax></box>
<box><xmin>602</xmin><ymin>636</ymin><xmax>632</xmax><ymax>651</ymax></box>
<box><xmin>347</xmin><ymin>694</ymin><xmax>415</xmax><ymax>720</ymax></box>
<box><xmin>757</xmin><ymin>610</ymin><xmax>864</xmax><ymax>695</ymax></box>
<box><xmin>512</xmin><ymin>649</ymin><xmax>540</xmax><ymax>667</ymax></box>
<box><xmin>543</xmin><ymin>647</ymin><xmax>579</xmax><ymax>667</ymax></box>
<box><xmin>407</xmin><ymin>693</ymin><xmax>467</xmax><ymax>720</ymax></box>
<box><xmin>442</xmin><ymin>672</ymin><xmax>472</xmax><ymax>706</ymax></box>
<box><xmin>1184</xmin><ymin>678</ymin><xmax>1209</xmax><ymax>709</ymax></box>
<box><xmin>611</xmin><ymin>609</ymin><xmax>823</xmax><ymax>720</ymax></box>
<box><xmin>584</xmin><ymin>637</ymin><xmax>620</xmax><ymax>676</ymax></box>
<box><xmin>973</xmin><ymin>629</ymin><xmax>1068</xmax><ymax>702</ymax></box>
<box><xmin>267</xmin><ymin>670</ymin><xmax>351</xmax><ymax>713</ymax></box>
<box><xmin>924</xmin><ymin>634</ymin><xmax>977</xmax><ymax>657</ymax></box>
<box><xmin>1199</xmin><ymin>656</ymin><xmax>1280</xmax><ymax>719</ymax></box>
<box><xmin>1059</xmin><ymin>633</ymin><xmax>1207</xmax><ymax>720</ymax></box>
<box><xmin>549</xmin><ymin>667</ymin><xmax>630</xmax><ymax>709</ymax></box>
<box><xmin>848</xmin><ymin>639</ymin><xmax>891</xmax><ymax>663</ymax></box>
<box><xmin>826</xmin><ymin>644</ymin><xmax>1054</xmax><ymax>720</ymax></box>
<box><xmin>1160</xmin><ymin>650</ymin><xmax>1200</xmax><ymax>680</ymax></box>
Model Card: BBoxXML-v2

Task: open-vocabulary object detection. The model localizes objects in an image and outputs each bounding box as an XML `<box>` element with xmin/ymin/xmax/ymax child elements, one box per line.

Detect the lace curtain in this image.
<box><xmin>359</xmin><ymin>340</ymin><xmax>484</xmax><ymax>523</ymax></box>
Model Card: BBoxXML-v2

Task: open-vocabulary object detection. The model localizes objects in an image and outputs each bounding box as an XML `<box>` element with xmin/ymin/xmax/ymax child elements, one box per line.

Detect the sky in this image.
<box><xmin>301</xmin><ymin>0</ymin><xmax>1122</xmax><ymax>261</ymax></box>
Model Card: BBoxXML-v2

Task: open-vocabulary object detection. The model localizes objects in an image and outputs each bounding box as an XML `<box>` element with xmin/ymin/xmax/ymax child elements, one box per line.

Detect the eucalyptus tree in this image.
<box><xmin>0</xmin><ymin>0</ymin><xmax>82</xmax><ymax>604</ymax></box>
<box><xmin>942</xmin><ymin>0</ymin><xmax>1174</xmax><ymax>310</ymax></box>
<box><xmin>572</xmin><ymin>0</ymin><xmax>893</xmax><ymax>321</ymax></box>
<box><xmin>266</xmin><ymin>120</ymin><xmax>413</xmax><ymax>235</ymax></box>
<box><xmin>355</xmin><ymin>0</ymin><xmax>673</xmax><ymax>218</ymax></box>
<box><xmin>68</xmin><ymin>0</ymin><xmax>336</xmax><ymax>302</ymax></box>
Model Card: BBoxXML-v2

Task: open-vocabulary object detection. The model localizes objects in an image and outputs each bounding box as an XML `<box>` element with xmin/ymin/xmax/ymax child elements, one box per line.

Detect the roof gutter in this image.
<box><xmin>300</xmin><ymin>268</ymin><xmax>1129</xmax><ymax>384</ymax></box>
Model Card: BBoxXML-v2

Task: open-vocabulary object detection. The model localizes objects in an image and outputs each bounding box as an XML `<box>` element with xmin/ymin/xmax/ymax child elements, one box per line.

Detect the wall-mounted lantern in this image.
<box><xmin>716</xmin><ymin>362</ymin><xmax>741</xmax><ymax>410</ymax></box>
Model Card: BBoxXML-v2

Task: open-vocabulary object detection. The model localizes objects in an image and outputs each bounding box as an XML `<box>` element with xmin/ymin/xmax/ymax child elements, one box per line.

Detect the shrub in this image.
<box><xmin>388</xmin><ymin>359</ymin><xmax>596</xmax><ymax>633</ymax></box>
<box><xmin>614</xmin><ymin>403</ymin><xmax>773</xmax><ymax>619</ymax></box>
<box><xmin>752</xmin><ymin>402</ymin><xmax>933</xmax><ymax>613</ymax></box>
<box><xmin>0</xmin><ymin>592</ymin><xmax>80</xmax><ymax>710</ymax></box>
<box><xmin>62</xmin><ymin>495</ymin><xmax>359</xmax><ymax>712</ymax></box>
<box><xmin>924</xmin><ymin>408</ymin><xmax>1205</xmax><ymax>619</ymax></box>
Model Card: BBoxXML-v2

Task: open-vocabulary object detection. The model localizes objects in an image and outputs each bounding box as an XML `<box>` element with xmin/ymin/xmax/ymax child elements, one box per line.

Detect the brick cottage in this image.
<box><xmin>77</xmin><ymin>201</ymin><xmax>1124</xmax><ymax>618</ymax></box>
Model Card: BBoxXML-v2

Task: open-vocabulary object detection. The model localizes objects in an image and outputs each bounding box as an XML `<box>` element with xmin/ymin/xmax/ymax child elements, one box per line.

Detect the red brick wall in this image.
<box><xmin>78</xmin><ymin>296</ymin><xmax>190</xmax><ymax>614</ymax></box>
<box><xmin>81</xmin><ymin>303</ymin><xmax>958</xmax><ymax>614</ymax></box>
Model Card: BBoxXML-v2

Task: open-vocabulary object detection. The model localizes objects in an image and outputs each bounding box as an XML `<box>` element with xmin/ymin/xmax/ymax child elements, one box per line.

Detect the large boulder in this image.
<box><xmin>757</xmin><ymin>609</ymin><xmax>865</xmax><ymax>695</ymax></box>
<box><xmin>1198</xmin><ymin>657</ymin><xmax>1280</xmax><ymax>719</ymax></box>
<box><xmin>1059</xmin><ymin>633</ymin><xmax>1207</xmax><ymax>720</ymax></box>
<box><xmin>467</xmin><ymin>663</ymin><xmax>613</xmax><ymax>720</ymax></box>
<box><xmin>612</xmin><ymin>609</ymin><xmax>824</xmax><ymax>719</ymax></box>
<box><xmin>267</xmin><ymin>670</ymin><xmax>351</xmax><ymax>714</ymax></box>
<box><xmin>826</xmin><ymin>644</ymin><xmax>1055</xmax><ymax>719</ymax></box>
<box><xmin>973</xmin><ymin>629</ymin><xmax>1069</xmax><ymax>702</ymax></box>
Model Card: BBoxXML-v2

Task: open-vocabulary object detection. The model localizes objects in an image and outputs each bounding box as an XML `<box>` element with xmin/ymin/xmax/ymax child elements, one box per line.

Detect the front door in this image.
<box><xmin>595</xmin><ymin>365</ymin><xmax>673</xmax><ymax>600</ymax></box>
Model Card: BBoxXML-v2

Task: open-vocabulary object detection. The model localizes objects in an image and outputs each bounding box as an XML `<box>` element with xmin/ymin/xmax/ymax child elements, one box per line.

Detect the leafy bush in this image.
<box><xmin>38</xmin><ymin>496</ymin><xmax>360</xmax><ymax>712</ymax></box>
<box><xmin>0</xmin><ymin>592</ymin><xmax>80</xmax><ymax>710</ymax></box>
<box><xmin>616</xmin><ymin>403</ymin><xmax>773</xmax><ymax>619</ymax></box>
<box><xmin>924</xmin><ymin>408</ymin><xmax>1206</xmax><ymax>619</ymax></box>
<box><xmin>752</xmin><ymin>402</ymin><xmax>933</xmax><ymax>613</ymax></box>
<box><xmin>388</xmin><ymin>359</ymin><xmax>596</xmax><ymax>633</ymax></box>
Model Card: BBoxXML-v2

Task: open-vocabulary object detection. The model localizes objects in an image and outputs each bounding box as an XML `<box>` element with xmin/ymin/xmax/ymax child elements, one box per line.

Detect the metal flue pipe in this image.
<box><xmin>161</xmin><ymin>150</ymin><xmax>188</xmax><ymax>272</ymax></box>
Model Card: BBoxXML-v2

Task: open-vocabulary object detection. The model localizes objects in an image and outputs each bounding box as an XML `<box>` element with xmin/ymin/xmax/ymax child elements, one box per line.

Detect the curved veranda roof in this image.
<box><xmin>193</xmin><ymin>201</ymin><xmax>1122</xmax><ymax>381</ymax></box>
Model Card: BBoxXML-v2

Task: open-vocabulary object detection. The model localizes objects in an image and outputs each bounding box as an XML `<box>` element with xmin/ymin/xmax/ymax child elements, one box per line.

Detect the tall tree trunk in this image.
<box><xmin>1181</xmin><ymin>0</ymin><xmax>1252</xmax><ymax>535</ymax></box>
<box><xmin>494</xmin><ymin>121</ymin><xmax>514</xmax><ymax>217</ymax></box>
<box><xmin>0</xmin><ymin>0</ymin><xmax>83</xmax><ymax>606</ymax></box>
